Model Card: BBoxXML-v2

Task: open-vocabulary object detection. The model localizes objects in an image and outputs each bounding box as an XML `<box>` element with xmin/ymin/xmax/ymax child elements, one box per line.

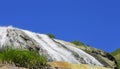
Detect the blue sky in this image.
<box><xmin>0</xmin><ymin>0</ymin><xmax>120</xmax><ymax>52</ymax></box>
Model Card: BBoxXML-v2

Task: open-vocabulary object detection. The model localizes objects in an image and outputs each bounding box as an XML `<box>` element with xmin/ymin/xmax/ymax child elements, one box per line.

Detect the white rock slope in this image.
<box><xmin>0</xmin><ymin>26</ymin><xmax>103</xmax><ymax>66</ymax></box>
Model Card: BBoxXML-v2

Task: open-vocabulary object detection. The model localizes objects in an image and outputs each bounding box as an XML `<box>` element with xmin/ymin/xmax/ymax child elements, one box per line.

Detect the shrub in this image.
<box><xmin>0</xmin><ymin>48</ymin><xmax>47</xmax><ymax>69</ymax></box>
<box><xmin>47</xmin><ymin>33</ymin><xmax>55</xmax><ymax>38</ymax></box>
<box><xmin>71</xmin><ymin>40</ymin><xmax>84</xmax><ymax>46</ymax></box>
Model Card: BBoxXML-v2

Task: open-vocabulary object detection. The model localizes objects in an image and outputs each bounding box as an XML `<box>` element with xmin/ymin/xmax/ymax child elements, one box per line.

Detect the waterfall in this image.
<box><xmin>0</xmin><ymin>26</ymin><xmax>103</xmax><ymax>66</ymax></box>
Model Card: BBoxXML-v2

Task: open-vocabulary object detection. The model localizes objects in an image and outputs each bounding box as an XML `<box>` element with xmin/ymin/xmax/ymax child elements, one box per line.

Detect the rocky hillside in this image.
<box><xmin>48</xmin><ymin>62</ymin><xmax>111</xmax><ymax>69</ymax></box>
<box><xmin>0</xmin><ymin>26</ymin><xmax>118</xmax><ymax>69</ymax></box>
<box><xmin>58</xmin><ymin>40</ymin><xmax>118</xmax><ymax>69</ymax></box>
<box><xmin>111</xmin><ymin>48</ymin><xmax>120</xmax><ymax>69</ymax></box>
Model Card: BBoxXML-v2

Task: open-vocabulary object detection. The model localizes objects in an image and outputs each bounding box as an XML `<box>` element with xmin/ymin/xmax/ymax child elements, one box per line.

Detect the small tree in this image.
<box><xmin>47</xmin><ymin>33</ymin><xmax>55</xmax><ymax>38</ymax></box>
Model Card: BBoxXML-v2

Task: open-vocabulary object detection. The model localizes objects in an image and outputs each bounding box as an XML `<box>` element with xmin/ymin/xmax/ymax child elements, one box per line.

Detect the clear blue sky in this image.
<box><xmin>0</xmin><ymin>0</ymin><xmax>120</xmax><ymax>52</ymax></box>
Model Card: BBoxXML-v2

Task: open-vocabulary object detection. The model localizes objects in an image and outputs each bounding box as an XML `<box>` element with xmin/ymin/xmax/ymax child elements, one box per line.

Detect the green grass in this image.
<box><xmin>117</xmin><ymin>60</ymin><xmax>120</xmax><ymax>69</ymax></box>
<box><xmin>0</xmin><ymin>48</ymin><xmax>47</xmax><ymax>69</ymax></box>
<box><xmin>71</xmin><ymin>40</ymin><xmax>84</xmax><ymax>46</ymax></box>
<box><xmin>111</xmin><ymin>48</ymin><xmax>120</xmax><ymax>56</ymax></box>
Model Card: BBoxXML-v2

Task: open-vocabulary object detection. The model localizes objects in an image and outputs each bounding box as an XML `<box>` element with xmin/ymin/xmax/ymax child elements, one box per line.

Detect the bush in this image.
<box><xmin>0</xmin><ymin>48</ymin><xmax>47</xmax><ymax>69</ymax></box>
<box><xmin>47</xmin><ymin>33</ymin><xmax>55</xmax><ymax>38</ymax></box>
<box><xmin>71</xmin><ymin>40</ymin><xmax>84</xmax><ymax>46</ymax></box>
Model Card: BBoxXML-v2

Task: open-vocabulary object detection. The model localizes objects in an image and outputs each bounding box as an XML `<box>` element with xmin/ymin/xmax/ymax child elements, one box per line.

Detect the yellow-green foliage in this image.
<box><xmin>117</xmin><ymin>60</ymin><xmax>120</xmax><ymax>69</ymax></box>
<box><xmin>71</xmin><ymin>40</ymin><xmax>84</xmax><ymax>46</ymax></box>
<box><xmin>111</xmin><ymin>48</ymin><xmax>120</xmax><ymax>57</ymax></box>
<box><xmin>0</xmin><ymin>48</ymin><xmax>47</xmax><ymax>69</ymax></box>
<box><xmin>111</xmin><ymin>48</ymin><xmax>120</xmax><ymax>69</ymax></box>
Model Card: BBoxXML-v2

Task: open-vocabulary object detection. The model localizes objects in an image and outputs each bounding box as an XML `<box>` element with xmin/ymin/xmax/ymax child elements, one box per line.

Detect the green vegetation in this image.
<box><xmin>47</xmin><ymin>33</ymin><xmax>55</xmax><ymax>38</ymax></box>
<box><xmin>111</xmin><ymin>48</ymin><xmax>120</xmax><ymax>69</ymax></box>
<box><xmin>117</xmin><ymin>60</ymin><xmax>120</xmax><ymax>69</ymax></box>
<box><xmin>71</xmin><ymin>40</ymin><xmax>84</xmax><ymax>46</ymax></box>
<box><xmin>111</xmin><ymin>48</ymin><xmax>120</xmax><ymax>56</ymax></box>
<box><xmin>0</xmin><ymin>48</ymin><xmax>47</xmax><ymax>69</ymax></box>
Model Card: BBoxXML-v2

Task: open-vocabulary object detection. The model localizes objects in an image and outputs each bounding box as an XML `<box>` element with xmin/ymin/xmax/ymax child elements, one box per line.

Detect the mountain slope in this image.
<box><xmin>0</xmin><ymin>26</ymin><xmax>117</xmax><ymax>69</ymax></box>
<box><xmin>111</xmin><ymin>48</ymin><xmax>120</xmax><ymax>69</ymax></box>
